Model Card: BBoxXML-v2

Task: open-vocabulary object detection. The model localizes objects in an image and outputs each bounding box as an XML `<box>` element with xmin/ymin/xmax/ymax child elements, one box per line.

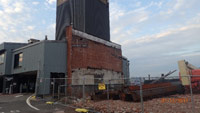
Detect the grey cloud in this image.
<box><xmin>123</xmin><ymin>26</ymin><xmax>200</xmax><ymax>77</ymax></box>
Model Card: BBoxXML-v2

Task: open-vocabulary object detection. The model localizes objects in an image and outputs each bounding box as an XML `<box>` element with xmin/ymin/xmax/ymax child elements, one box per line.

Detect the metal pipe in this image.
<box><xmin>189</xmin><ymin>75</ymin><xmax>195</xmax><ymax>113</ymax></box>
<box><xmin>140</xmin><ymin>77</ymin><xmax>144</xmax><ymax>113</ymax></box>
<box><xmin>35</xmin><ymin>60</ymin><xmax>40</xmax><ymax>96</ymax></box>
<box><xmin>58</xmin><ymin>85</ymin><xmax>60</xmax><ymax>99</ymax></box>
<box><xmin>107</xmin><ymin>81</ymin><xmax>110</xmax><ymax>100</ymax></box>
<box><xmin>82</xmin><ymin>77</ymin><xmax>85</xmax><ymax>101</ymax></box>
<box><xmin>53</xmin><ymin>78</ymin><xmax>55</xmax><ymax>98</ymax></box>
<box><xmin>43</xmin><ymin>78</ymin><xmax>46</xmax><ymax>98</ymax></box>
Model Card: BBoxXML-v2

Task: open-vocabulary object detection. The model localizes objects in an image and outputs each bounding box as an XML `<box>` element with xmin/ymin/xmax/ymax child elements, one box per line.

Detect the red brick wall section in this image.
<box><xmin>66</xmin><ymin>26</ymin><xmax>73</xmax><ymax>95</ymax></box>
<box><xmin>71</xmin><ymin>35</ymin><xmax>122</xmax><ymax>72</ymax></box>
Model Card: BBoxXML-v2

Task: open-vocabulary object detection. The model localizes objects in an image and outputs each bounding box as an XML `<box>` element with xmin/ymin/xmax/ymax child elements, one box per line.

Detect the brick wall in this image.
<box><xmin>71</xmin><ymin>35</ymin><xmax>122</xmax><ymax>72</ymax></box>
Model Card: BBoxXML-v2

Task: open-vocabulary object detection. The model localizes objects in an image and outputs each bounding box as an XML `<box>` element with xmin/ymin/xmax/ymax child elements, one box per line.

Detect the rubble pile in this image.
<box><xmin>73</xmin><ymin>94</ymin><xmax>200</xmax><ymax>113</ymax></box>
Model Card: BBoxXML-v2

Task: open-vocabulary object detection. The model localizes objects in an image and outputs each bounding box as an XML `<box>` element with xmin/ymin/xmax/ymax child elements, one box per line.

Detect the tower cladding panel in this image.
<box><xmin>56</xmin><ymin>0</ymin><xmax>110</xmax><ymax>41</ymax></box>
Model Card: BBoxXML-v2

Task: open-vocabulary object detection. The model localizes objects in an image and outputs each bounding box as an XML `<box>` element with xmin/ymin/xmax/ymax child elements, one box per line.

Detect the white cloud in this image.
<box><xmin>0</xmin><ymin>0</ymin><xmax>32</xmax><ymax>43</ymax></box>
<box><xmin>27</xmin><ymin>26</ymin><xmax>35</xmax><ymax>30</ymax></box>
<box><xmin>123</xmin><ymin>24</ymin><xmax>200</xmax><ymax>76</ymax></box>
<box><xmin>109</xmin><ymin>0</ymin><xmax>200</xmax><ymax>76</ymax></box>
<box><xmin>0</xmin><ymin>1</ymin><xmax>25</xmax><ymax>14</ymax></box>
<box><xmin>14</xmin><ymin>2</ymin><xmax>24</xmax><ymax>13</ymax></box>
<box><xmin>46</xmin><ymin>0</ymin><xmax>56</xmax><ymax>4</ymax></box>
<box><xmin>32</xmin><ymin>2</ymin><xmax>39</xmax><ymax>5</ymax></box>
<box><xmin>181</xmin><ymin>53</ymin><xmax>200</xmax><ymax>57</ymax></box>
<box><xmin>123</xmin><ymin>24</ymin><xmax>200</xmax><ymax>46</ymax></box>
<box><xmin>138</xmin><ymin>15</ymin><xmax>149</xmax><ymax>23</ymax></box>
<box><xmin>0</xmin><ymin>0</ymin><xmax>199</xmax><ymax>77</ymax></box>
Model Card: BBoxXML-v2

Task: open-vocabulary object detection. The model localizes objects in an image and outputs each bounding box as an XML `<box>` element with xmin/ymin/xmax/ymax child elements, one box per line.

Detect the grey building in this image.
<box><xmin>122</xmin><ymin>56</ymin><xmax>130</xmax><ymax>85</ymax></box>
<box><xmin>0</xmin><ymin>43</ymin><xmax>27</xmax><ymax>93</ymax></box>
<box><xmin>0</xmin><ymin>39</ymin><xmax>130</xmax><ymax>96</ymax></box>
<box><xmin>0</xmin><ymin>40</ymin><xmax>66</xmax><ymax>95</ymax></box>
<box><xmin>0</xmin><ymin>0</ymin><xmax>130</xmax><ymax>96</ymax></box>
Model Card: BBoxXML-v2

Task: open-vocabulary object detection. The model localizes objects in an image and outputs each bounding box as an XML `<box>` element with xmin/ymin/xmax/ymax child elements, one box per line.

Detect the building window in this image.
<box><xmin>14</xmin><ymin>53</ymin><xmax>23</xmax><ymax>68</ymax></box>
<box><xmin>0</xmin><ymin>53</ymin><xmax>5</xmax><ymax>64</ymax></box>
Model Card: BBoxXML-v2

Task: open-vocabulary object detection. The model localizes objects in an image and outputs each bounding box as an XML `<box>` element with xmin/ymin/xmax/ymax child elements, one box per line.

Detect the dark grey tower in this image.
<box><xmin>56</xmin><ymin>0</ymin><xmax>110</xmax><ymax>41</ymax></box>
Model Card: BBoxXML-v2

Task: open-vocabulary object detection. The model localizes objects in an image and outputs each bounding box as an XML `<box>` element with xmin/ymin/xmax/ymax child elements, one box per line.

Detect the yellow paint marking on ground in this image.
<box><xmin>75</xmin><ymin>108</ymin><xmax>88</xmax><ymax>113</ymax></box>
<box><xmin>46</xmin><ymin>101</ymin><xmax>54</xmax><ymax>105</ymax></box>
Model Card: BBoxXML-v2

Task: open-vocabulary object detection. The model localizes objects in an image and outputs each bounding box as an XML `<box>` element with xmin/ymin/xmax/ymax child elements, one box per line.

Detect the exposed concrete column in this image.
<box><xmin>66</xmin><ymin>26</ymin><xmax>72</xmax><ymax>95</ymax></box>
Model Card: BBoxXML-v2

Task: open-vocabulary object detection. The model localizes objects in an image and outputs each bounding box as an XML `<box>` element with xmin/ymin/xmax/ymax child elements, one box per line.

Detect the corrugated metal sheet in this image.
<box><xmin>56</xmin><ymin>0</ymin><xmax>71</xmax><ymax>40</ymax></box>
<box><xmin>72</xmin><ymin>0</ymin><xmax>85</xmax><ymax>32</ymax></box>
<box><xmin>56</xmin><ymin>0</ymin><xmax>110</xmax><ymax>41</ymax></box>
<box><xmin>84</xmin><ymin>0</ymin><xmax>110</xmax><ymax>41</ymax></box>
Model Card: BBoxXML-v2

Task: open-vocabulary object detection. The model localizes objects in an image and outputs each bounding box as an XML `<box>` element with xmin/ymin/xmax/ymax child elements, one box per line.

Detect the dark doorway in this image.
<box><xmin>0</xmin><ymin>76</ymin><xmax>3</xmax><ymax>93</ymax></box>
<box><xmin>50</xmin><ymin>73</ymin><xmax>65</xmax><ymax>96</ymax></box>
<box><xmin>13</xmin><ymin>71</ymin><xmax>37</xmax><ymax>93</ymax></box>
<box><xmin>3</xmin><ymin>76</ymin><xmax>13</xmax><ymax>94</ymax></box>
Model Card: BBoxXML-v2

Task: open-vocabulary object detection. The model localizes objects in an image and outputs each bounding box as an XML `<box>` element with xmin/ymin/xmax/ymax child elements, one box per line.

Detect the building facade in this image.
<box><xmin>0</xmin><ymin>39</ymin><xmax>129</xmax><ymax>96</ymax></box>
<box><xmin>0</xmin><ymin>40</ymin><xmax>66</xmax><ymax>94</ymax></box>
<box><xmin>0</xmin><ymin>0</ymin><xmax>130</xmax><ymax>97</ymax></box>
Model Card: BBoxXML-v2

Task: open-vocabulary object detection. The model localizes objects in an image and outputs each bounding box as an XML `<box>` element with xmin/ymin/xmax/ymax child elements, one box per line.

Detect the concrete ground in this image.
<box><xmin>0</xmin><ymin>94</ymin><xmax>76</xmax><ymax>113</ymax></box>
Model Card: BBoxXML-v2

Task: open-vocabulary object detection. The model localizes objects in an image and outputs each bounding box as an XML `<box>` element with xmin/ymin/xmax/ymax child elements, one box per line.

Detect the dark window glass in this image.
<box><xmin>14</xmin><ymin>53</ymin><xmax>23</xmax><ymax>68</ymax></box>
<box><xmin>0</xmin><ymin>53</ymin><xmax>4</xmax><ymax>64</ymax></box>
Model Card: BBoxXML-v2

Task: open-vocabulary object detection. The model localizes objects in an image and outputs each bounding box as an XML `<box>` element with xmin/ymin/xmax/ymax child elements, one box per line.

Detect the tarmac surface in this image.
<box><xmin>0</xmin><ymin>94</ymin><xmax>76</xmax><ymax>113</ymax></box>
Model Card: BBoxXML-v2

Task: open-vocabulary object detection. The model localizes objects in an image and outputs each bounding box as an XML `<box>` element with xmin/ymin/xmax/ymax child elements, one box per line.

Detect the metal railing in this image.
<box><xmin>34</xmin><ymin>75</ymin><xmax>200</xmax><ymax>113</ymax></box>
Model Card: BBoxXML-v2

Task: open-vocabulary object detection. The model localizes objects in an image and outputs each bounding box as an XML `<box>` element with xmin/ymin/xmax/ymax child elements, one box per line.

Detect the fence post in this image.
<box><xmin>43</xmin><ymin>78</ymin><xmax>46</xmax><ymax>99</ymax></box>
<box><xmin>189</xmin><ymin>75</ymin><xmax>195</xmax><ymax>113</ymax></box>
<box><xmin>20</xmin><ymin>83</ymin><xmax>22</xmax><ymax>94</ymax></box>
<box><xmin>82</xmin><ymin>77</ymin><xmax>86</xmax><ymax>101</ymax></box>
<box><xmin>107</xmin><ymin>80</ymin><xmax>110</xmax><ymax>100</ymax></box>
<box><xmin>58</xmin><ymin>85</ymin><xmax>60</xmax><ymax>100</ymax></box>
<box><xmin>107</xmin><ymin>79</ymin><xmax>111</xmax><ymax>113</ymax></box>
<box><xmin>65</xmin><ymin>78</ymin><xmax>67</xmax><ymax>105</ymax></box>
<box><xmin>53</xmin><ymin>78</ymin><xmax>55</xmax><ymax>99</ymax></box>
<box><xmin>65</xmin><ymin>79</ymin><xmax>67</xmax><ymax>97</ymax></box>
<box><xmin>140</xmin><ymin>77</ymin><xmax>144</xmax><ymax>113</ymax></box>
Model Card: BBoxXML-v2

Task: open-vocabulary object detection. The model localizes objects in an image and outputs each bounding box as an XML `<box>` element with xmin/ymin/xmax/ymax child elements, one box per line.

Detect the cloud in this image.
<box><xmin>0</xmin><ymin>1</ymin><xmax>25</xmax><ymax>14</ymax></box>
<box><xmin>0</xmin><ymin>0</ymin><xmax>32</xmax><ymax>43</ymax></box>
<box><xmin>0</xmin><ymin>0</ymin><xmax>199</xmax><ymax>77</ymax></box>
<box><xmin>32</xmin><ymin>2</ymin><xmax>39</xmax><ymax>5</ymax></box>
<box><xmin>109</xmin><ymin>0</ymin><xmax>200</xmax><ymax>77</ymax></box>
<box><xmin>122</xmin><ymin>24</ymin><xmax>200</xmax><ymax>46</ymax></box>
<box><xmin>46</xmin><ymin>0</ymin><xmax>56</xmax><ymax>4</ymax></box>
<box><xmin>27</xmin><ymin>26</ymin><xmax>35</xmax><ymax>30</ymax></box>
<box><xmin>123</xmin><ymin>24</ymin><xmax>200</xmax><ymax>76</ymax></box>
<box><xmin>181</xmin><ymin>52</ymin><xmax>200</xmax><ymax>57</ymax></box>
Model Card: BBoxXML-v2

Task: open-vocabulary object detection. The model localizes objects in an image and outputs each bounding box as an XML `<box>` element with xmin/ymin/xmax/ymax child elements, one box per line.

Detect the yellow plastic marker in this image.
<box><xmin>75</xmin><ymin>108</ymin><xmax>88</xmax><ymax>113</ymax></box>
<box><xmin>31</xmin><ymin>96</ymin><xmax>36</xmax><ymax>100</ymax></box>
<box><xmin>46</xmin><ymin>101</ymin><xmax>54</xmax><ymax>105</ymax></box>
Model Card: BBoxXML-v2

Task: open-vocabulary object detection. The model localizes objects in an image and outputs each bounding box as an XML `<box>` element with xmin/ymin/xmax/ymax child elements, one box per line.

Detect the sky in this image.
<box><xmin>0</xmin><ymin>0</ymin><xmax>200</xmax><ymax>77</ymax></box>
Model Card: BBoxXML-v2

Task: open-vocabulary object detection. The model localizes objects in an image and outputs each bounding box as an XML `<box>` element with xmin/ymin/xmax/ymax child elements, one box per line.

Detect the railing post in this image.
<box><xmin>82</xmin><ymin>77</ymin><xmax>85</xmax><ymax>101</ymax></box>
<box><xmin>189</xmin><ymin>75</ymin><xmax>195</xmax><ymax>113</ymax></box>
<box><xmin>53</xmin><ymin>78</ymin><xmax>55</xmax><ymax>98</ymax></box>
<box><xmin>107</xmin><ymin>80</ymin><xmax>110</xmax><ymax>100</ymax></box>
<box><xmin>43</xmin><ymin>78</ymin><xmax>46</xmax><ymax>98</ymax></box>
<box><xmin>140</xmin><ymin>77</ymin><xmax>144</xmax><ymax>113</ymax></box>
<box><xmin>58</xmin><ymin>85</ymin><xmax>60</xmax><ymax>99</ymax></box>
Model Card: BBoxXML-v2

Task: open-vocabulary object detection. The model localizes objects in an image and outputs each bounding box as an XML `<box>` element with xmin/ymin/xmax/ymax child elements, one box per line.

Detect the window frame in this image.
<box><xmin>14</xmin><ymin>52</ymin><xmax>23</xmax><ymax>68</ymax></box>
<box><xmin>0</xmin><ymin>53</ymin><xmax>5</xmax><ymax>65</ymax></box>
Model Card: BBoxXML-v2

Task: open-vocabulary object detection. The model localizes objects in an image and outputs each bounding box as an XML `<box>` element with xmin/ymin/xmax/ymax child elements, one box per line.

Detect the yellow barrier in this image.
<box><xmin>46</xmin><ymin>101</ymin><xmax>54</xmax><ymax>105</ymax></box>
<box><xmin>75</xmin><ymin>108</ymin><xmax>88</xmax><ymax>113</ymax></box>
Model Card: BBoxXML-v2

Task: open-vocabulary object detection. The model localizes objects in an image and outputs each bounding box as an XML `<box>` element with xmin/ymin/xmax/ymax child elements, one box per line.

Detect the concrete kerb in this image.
<box><xmin>26</xmin><ymin>94</ymin><xmax>40</xmax><ymax>111</ymax></box>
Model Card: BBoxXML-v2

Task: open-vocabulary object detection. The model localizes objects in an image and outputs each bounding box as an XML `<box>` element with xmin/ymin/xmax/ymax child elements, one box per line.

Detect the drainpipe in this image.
<box><xmin>66</xmin><ymin>26</ymin><xmax>72</xmax><ymax>96</ymax></box>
